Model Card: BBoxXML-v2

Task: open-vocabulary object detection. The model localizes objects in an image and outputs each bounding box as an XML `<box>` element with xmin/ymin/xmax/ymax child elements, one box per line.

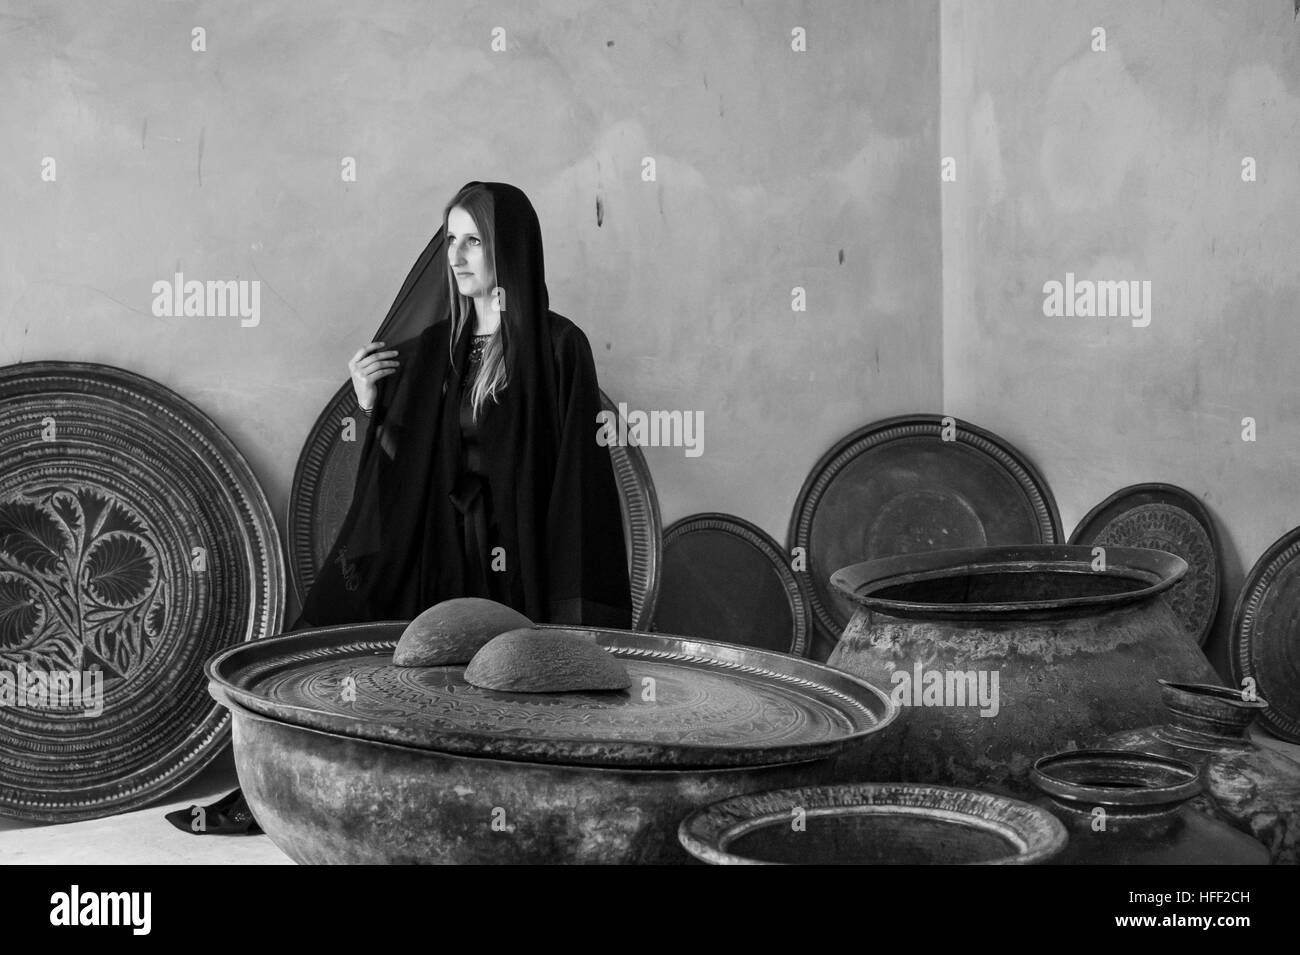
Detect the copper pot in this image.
<box><xmin>827</xmin><ymin>545</ymin><xmax>1219</xmax><ymax>796</ymax></box>
<box><xmin>1031</xmin><ymin>750</ymin><xmax>1268</xmax><ymax>865</ymax></box>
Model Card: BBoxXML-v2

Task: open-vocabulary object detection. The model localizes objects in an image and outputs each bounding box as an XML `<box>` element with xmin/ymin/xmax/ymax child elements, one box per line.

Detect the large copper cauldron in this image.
<box><xmin>827</xmin><ymin>545</ymin><xmax>1219</xmax><ymax>796</ymax></box>
<box><xmin>207</xmin><ymin>623</ymin><xmax>896</xmax><ymax>864</ymax></box>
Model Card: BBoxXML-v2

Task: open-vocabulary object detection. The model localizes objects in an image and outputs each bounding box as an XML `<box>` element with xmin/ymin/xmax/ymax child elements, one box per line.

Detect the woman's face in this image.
<box><xmin>447</xmin><ymin>206</ymin><xmax>493</xmax><ymax>299</ymax></box>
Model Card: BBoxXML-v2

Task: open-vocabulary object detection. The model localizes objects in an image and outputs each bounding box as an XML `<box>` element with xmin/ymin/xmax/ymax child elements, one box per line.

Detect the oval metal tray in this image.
<box><xmin>207</xmin><ymin>622</ymin><xmax>895</xmax><ymax>770</ymax></box>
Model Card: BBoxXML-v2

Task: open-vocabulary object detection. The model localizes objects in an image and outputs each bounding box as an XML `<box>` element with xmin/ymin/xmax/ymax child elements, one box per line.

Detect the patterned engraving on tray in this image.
<box><xmin>1090</xmin><ymin>503</ymin><xmax>1216</xmax><ymax>641</ymax></box>
<box><xmin>0</xmin><ymin>485</ymin><xmax>169</xmax><ymax>682</ymax></box>
<box><xmin>0</xmin><ymin>362</ymin><xmax>284</xmax><ymax>822</ymax></box>
<box><xmin>253</xmin><ymin>657</ymin><xmax>848</xmax><ymax>747</ymax></box>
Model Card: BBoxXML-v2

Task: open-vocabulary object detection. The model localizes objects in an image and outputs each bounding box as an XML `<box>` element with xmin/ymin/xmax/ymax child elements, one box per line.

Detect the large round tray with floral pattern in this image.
<box><xmin>0</xmin><ymin>361</ymin><xmax>284</xmax><ymax>821</ymax></box>
<box><xmin>207</xmin><ymin>621</ymin><xmax>896</xmax><ymax>769</ymax></box>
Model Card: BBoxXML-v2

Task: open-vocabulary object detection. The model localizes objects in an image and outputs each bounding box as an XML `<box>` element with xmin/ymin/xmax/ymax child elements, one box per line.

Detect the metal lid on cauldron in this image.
<box><xmin>206</xmin><ymin>622</ymin><xmax>896</xmax><ymax>769</ymax></box>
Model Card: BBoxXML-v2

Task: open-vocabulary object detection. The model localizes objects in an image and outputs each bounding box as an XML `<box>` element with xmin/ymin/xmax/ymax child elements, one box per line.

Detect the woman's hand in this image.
<box><xmin>349</xmin><ymin>342</ymin><xmax>400</xmax><ymax>411</ymax></box>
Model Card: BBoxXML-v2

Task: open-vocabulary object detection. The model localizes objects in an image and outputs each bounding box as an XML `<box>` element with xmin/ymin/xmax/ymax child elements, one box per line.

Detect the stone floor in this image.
<box><xmin>3</xmin><ymin>729</ymin><xmax>1298</xmax><ymax>865</ymax></box>
<box><xmin>0</xmin><ymin>749</ymin><xmax>292</xmax><ymax>865</ymax></box>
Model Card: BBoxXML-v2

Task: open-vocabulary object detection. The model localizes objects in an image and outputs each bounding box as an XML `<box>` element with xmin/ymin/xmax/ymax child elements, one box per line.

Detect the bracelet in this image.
<box><xmin>358</xmin><ymin>402</ymin><xmax>374</xmax><ymax>416</ymax></box>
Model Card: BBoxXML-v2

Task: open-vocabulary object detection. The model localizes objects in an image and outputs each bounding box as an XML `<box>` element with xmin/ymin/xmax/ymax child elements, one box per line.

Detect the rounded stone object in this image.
<box><xmin>464</xmin><ymin>627</ymin><xmax>631</xmax><ymax>692</ymax></box>
<box><xmin>393</xmin><ymin>598</ymin><xmax>533</xmax><ymax>667</ymax></box>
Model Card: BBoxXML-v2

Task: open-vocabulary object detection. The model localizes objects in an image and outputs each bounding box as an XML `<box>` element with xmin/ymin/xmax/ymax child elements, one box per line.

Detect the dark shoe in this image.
<box><xmin>165</xmin><ymin>787</ymin><xmax>262</xmax><ymax>835</ymax></box>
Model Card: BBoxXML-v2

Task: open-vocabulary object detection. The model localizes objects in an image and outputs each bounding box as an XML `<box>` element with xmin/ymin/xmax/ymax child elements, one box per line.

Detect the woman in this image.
<box><xmin>299</xmin><ymin>180</ymin><xmax>632</xmax><ymax>628</ymax></box>
<box><xmin>170</xmin><ymin>181</ymin><xmax>631</xmax><ymax>834</ymax></box>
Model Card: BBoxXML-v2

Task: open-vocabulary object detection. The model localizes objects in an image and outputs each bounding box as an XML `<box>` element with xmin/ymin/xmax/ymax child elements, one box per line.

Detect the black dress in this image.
<box><xmin>451</xmin><ymin>333</ymin><xmax>499</xmax><ymax>602</ymax></box>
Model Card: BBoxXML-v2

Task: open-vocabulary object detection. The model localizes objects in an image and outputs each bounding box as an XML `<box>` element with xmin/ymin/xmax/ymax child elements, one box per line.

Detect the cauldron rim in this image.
<box><xmin>208</xmin><ymin>622</ymin><xmax>897</xmax><ymax>770</ymax></box>
<box><xmin>1157</xmin><ymin>678</ymin><xmax>1269</xmax><ymax>712</ymax></box>
<box><xmin>677</xmin><ymin>781</ymin><xmax>1068</xmax><ymax>865</ymax></box>
<box><xmin>830</xmin><ymin>544</ymin><xmax>1187</xmax><ymax>620</ymax></box>
<box><xmin>1030</xmin><ymin>748</ymin><xmax>1202</xmax><ymax>807</ymax></box>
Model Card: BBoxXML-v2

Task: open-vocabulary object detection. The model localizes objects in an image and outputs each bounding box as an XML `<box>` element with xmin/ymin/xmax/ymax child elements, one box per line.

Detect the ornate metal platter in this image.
<box><xmin>288</xmin><ymin>385</ymin><xmax>661</xmax><ymax>628</ymax></box>
<box><xmin>652</xmin><ymin>513</ymin><xmax>811</xmax><ymax>657</ymax></box>
<box><xmin>207</xmin><ymin>621</ymin><xmax>895</xmax><ymax>769</ymax></box>
<box><xmin>1230</xmin><ymin>524</ymin><xmax>1300</xmax><ymax>743</ymax></box>
<box><xmin>1069</xmin><ymin>483</ymin><xmax>1220</xmax><ymax>647</ymax></box>
<box><xmin>787</xmin><ymin>415</ymin><xmax>1060</xmax><ymax>651</ymax></box>
<box><xmin>0</xmin><ymin>361</ymin><xmax>284</xmax><ymax>821</ymax></box>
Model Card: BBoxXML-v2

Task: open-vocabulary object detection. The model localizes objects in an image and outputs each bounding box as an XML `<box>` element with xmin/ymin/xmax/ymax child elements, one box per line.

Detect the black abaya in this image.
<box><xmin>297</xmin><ymin>182</ymin><xmax>631</xmax><ymax>628</ymax></box>
<box><xmin>168</xmin><ymin>181</ymin><xmax>631</xmax><ymax>836</ymax></box>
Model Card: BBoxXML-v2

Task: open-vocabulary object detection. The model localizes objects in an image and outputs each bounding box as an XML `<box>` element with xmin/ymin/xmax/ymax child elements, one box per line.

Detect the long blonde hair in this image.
<box><xmin>444</xmin><ymin>184</ymin><xmax>507</xmax><ymax>420</ymax></box>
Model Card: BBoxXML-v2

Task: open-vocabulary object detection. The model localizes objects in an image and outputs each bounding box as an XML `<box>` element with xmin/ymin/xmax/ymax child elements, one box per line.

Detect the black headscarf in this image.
<box><xmin>297</xmin><ymin>182</ymin><xmax>632</xmax><ymax>629</ymax></box>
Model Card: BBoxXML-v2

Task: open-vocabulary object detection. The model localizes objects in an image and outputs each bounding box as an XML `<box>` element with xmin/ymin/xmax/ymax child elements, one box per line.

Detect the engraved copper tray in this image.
<box><xmin>652</xmin><ymin>513</ymin><xmax>811</xmax><ymax>657</ymax></box>
<box><xmin>207</xmin><ymin>622</ymin><xmax>895</xmax><ymax>769</ymax></box>
<box><xmin>1231</xmin><ymin>524</ymin><xmax>1300</xmax><ymax>743</ymax></box>
<box><xmin>288</xmin><ymin>385</ymin><xmax>661</xmax><ymax>628</ymax></box>
<box><xmin>0</xmin><ymin>362</ymin><xmax>284</xmax><ymax>821</ymax></box>
<box><xmin>787</xmin><ymin>415</ymin><xmax>1061</xmax><ymax>650</ymax></box>
<box><xmin>1069</xmin><ymin>483</ymin><xmax>1220</xmax><ymax>647</ymax></box>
